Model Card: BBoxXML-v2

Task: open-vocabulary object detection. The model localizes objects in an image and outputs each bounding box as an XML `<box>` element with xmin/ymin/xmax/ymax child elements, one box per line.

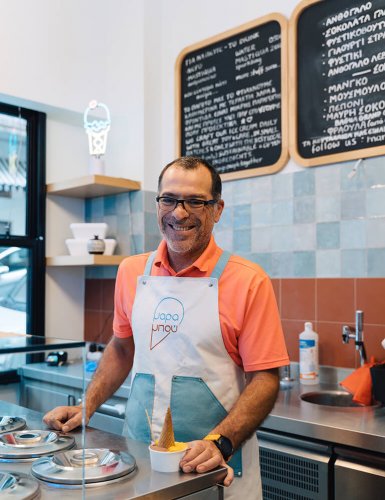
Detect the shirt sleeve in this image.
<box><xmin>113</xmin><ymin>259</ymin><xmax>136</xmax><ymax>338</ymax></box>
<box><xmin>238</xmin><ymin>275</ymin><xmax>289</xmax><ymax>372</ymax></box>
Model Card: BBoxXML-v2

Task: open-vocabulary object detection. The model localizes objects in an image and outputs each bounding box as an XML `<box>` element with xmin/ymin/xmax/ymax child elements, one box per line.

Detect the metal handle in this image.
<box><xmin>67</xmin><ymin>394</ymin><xmax>76</xmax><ymax>406</ymax></box>
<box><xmin>75</xmin><ymin>400</ymin><xmax>125</xmax><ymax>418</ymax></box>
<box><xmin>98</xmin><ymin>403</ymin><xmax>125</xmax><ymax>418</ymax></box>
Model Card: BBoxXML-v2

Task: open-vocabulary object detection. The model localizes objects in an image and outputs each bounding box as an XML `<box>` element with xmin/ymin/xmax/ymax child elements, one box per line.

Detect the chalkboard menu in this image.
<box><xmin>291</xmin><ymin>0</ymin><xmax>385</xmax><ymax>166</ymax></box>
<box><xmin>176</xmin><ymin>14</ymin><xmax>288</xmax><ymax>181</ymax></box>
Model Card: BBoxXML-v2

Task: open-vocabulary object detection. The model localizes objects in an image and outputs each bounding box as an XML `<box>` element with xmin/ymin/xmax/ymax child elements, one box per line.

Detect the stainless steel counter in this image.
<box><xmin>263</xmin><ymin>381</ymin><xmax>385</xmax><ymax>454</ymax></box>
<box><xmin>19</xmin><ymin>362</ymin><xmax>385</xmax><ymax>454</ymax></box>
<box><xmin>0</xmin><ymin>401</ymin><xmax>226</xmax><ymax>499</ymax></box>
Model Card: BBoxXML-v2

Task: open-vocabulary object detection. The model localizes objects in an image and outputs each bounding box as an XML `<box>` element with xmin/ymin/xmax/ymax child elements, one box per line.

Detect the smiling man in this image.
<box><xmin>44</xmin><ymin>156</ymin><xmax>289</xmax><ymax>499</ymax></box>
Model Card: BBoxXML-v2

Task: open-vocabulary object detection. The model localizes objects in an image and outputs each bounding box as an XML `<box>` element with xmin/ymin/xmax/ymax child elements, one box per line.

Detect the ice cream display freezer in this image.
<box><xmin>0</xmin><ymin>401</ymin><xmax>226</xmax><ymax>499</ymax></box>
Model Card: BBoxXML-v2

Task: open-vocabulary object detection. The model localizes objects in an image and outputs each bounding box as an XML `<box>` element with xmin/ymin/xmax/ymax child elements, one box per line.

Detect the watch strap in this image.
<box><xmin>204</xmin><ymin>434</ymin><xmax>233</xmax><ymax>461</ymax></box>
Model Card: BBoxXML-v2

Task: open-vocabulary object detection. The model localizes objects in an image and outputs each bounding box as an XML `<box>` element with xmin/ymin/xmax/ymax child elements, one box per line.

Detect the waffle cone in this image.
<box><xmin>158</xmin><ymin>407</ymin><xmax>175</xmax><ymax>449</ymax></box>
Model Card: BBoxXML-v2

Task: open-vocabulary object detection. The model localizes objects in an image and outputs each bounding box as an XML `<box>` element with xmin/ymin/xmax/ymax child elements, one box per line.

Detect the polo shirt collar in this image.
<box><xmin>154</xmin><ymin>236</ymin><xmax>219</xmax><ymax>274</ymax></box>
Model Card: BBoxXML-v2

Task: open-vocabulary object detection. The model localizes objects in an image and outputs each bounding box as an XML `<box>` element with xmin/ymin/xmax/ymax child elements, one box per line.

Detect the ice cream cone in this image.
<box><xmin>158</xmin><ymin>407</ymin><xmax>175</xmax><ymax>449</ymax></box>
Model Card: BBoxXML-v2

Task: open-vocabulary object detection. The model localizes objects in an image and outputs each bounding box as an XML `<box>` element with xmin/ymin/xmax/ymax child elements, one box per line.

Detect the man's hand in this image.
<box><xmin>43</xmin><ymin>337</ymin><xmax>134</xmax><ymax>434</ymax></box>
<box><xmin>179</xmin><ymin>439</ymin><xmax>234</xmax><ymax>487</ymax></box>
<box><xmin>43</xmin><ymin>406</ymin><xmax>87</xmax><ymax>433</ymax></box>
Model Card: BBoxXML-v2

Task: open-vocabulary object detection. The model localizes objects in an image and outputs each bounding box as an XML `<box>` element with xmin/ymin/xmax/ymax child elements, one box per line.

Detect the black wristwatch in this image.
<box><xmin>204</xmin><ymin>434</ymin><xmax>234</xmax><ymax>461</ymax></box>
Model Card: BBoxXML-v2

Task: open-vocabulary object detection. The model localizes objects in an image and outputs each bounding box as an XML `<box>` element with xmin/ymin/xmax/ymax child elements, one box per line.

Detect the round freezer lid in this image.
<box><xmin>0</xmin><ymin>430</ymin><xmax>75</xmax><ymax>460</ymax></box>
<box><xmin>0</xmin><ymin>470</ymin><xmax>39</xmax><ymax>499</ymax></box>
<box><xmin>31</xmin><ymin>448</ymin><xmax>136</xmax><ymax>485</ymax></box>
<box><xmin>0</xmin><ymin>417</ymin><xmax>26</xmax><ymax>434</ymax></box>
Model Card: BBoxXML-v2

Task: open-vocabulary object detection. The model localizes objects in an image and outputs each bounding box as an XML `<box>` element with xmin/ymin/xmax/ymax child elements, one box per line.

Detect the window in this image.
<box><xmin>0</xmin><ymin>102</ymin><xmax>46</xmax><ymax>337</ymax></box>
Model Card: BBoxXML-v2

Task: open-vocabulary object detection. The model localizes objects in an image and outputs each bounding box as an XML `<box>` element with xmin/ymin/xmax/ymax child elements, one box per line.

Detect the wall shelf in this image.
<box><xmin>46</xmin><ymin>255</ymin><xmax>127</xmax><ymax>266</ymax></box>
<box><xmin>46</xmin><ymin>174</ymin><xmax>141</xmax><ymax>198</ymax></box>
<box><xmin>46</xmin><ymin>175</ymin><xmax>139</xmax><ymax>267</ymax></box>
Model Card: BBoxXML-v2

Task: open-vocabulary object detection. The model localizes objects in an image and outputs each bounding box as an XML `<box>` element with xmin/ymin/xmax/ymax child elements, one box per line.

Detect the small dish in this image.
<box><xmin>149</xmin><ymin>443</ymin><xmax>188</xmax><ymax>472</ymax></box>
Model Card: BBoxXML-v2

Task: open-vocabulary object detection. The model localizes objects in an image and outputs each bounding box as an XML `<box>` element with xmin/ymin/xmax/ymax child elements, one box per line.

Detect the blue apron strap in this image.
<box><xmin>210</xmin><ymin>250</ymin><xmax>231</xmax><ymax>280</ymax></box>
<box><xmin>143</xmin><ymin>251</ymin><xmax>157</xmax><ymax>276</ymax></box>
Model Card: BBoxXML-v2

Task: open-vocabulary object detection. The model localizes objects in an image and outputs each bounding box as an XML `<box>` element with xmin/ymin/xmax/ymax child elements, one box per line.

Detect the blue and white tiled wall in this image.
<box><xmin>215</xmin><ymin>155</ymin><xmax>385</xmax><ymax>277</ymax></box>
<box><xmin>84</xmin><ymin>155</ymin><xmax>385</xmax><ymax>279</ymax></box>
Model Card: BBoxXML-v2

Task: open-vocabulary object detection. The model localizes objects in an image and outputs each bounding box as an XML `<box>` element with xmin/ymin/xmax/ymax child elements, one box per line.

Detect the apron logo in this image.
<box><xmin>150</xmin><ymin>297</ymin><xmax>184</xmax><ymax>350</ymax></box>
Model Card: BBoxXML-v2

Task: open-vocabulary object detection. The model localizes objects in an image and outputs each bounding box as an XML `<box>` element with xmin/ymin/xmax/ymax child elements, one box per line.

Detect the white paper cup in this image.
<box><xmin>149</xmin><ymin>444</ymin><xmax>187</xmax><ymax>473</ymax></box>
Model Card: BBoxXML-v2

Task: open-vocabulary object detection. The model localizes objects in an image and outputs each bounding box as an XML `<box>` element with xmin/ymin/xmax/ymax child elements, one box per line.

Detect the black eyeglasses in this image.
<box><xmin>156</xmin><ymin>196</ymin><xmax>217</xmax><ymax>212</ymax></box>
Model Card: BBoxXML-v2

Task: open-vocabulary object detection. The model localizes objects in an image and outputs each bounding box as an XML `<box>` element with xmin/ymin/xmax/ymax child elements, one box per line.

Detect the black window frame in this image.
<box><xmin>0</xmin><ymin>102</ymin><xmax>46</xmax><ymax>336</ymax></box>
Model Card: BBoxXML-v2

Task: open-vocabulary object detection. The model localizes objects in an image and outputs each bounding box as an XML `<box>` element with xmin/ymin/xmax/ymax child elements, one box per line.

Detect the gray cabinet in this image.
<box><xmin>257</xmin><ymin>430</ymin><xmax>331</xmax><ymax>500</ymax></box>
<box><xmin>334</xmin><ymin>447</ymin><xmax>385</xmax><ymax>500</ymax></box>
<box><xmin>258</xmin><ymin>429</ymin><xmax>385</xmax><ymax>500</ymax></box>
<box><xmin>88</xmin><ymin>399</ymin><xmax>126</xmax><ymax>435</ymax></box>
<box><xmin>179</xmin><ymin>486</ymin><xmax>223</xmax><ymax>499</ymax></box>
<box><xmin>22</xmin><ymin>379</ymin><xmax>80</xmax><ymax>411</ymax></box>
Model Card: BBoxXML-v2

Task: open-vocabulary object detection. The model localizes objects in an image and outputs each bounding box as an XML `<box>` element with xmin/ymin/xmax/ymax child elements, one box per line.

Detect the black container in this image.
<box><xmin>370</xmin><ymin>364</ymin><xmax>385</xmax><ymax>404</ymax></box>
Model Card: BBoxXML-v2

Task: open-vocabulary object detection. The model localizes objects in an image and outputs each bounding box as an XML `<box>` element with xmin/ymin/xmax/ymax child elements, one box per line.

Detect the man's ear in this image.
<box><xmin>214</xmin><ymin>199</ymin><xmax>225</xmax><ymax>223</ymax></box>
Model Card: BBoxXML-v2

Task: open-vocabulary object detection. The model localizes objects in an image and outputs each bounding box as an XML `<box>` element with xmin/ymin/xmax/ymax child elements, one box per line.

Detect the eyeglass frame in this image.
<box><xmin>156</xmin><ymin>196</ymin><xmax>218</xmax><ymax>212</ymax></box>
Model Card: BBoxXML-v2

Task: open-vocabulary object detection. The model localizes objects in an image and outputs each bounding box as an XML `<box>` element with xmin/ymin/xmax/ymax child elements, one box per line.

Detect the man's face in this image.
<box><xmin>157</xmin><ymin>164</ymin><xmax>224</xmax><ymax>266</ymax></box>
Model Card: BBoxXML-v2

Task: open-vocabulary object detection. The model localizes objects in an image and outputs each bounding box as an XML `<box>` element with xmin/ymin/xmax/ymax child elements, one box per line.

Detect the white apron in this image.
<box><xmin>123</xmin><ymin>250</ymin><xmax>262</xmax><ymax>499</ymax></box>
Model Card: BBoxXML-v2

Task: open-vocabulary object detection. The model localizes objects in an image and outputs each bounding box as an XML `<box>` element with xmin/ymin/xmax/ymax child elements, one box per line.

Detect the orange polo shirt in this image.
<box><xmin>113</xmin><ymin>236</ymin><xmax>289</xmax><ymax>372</ymax></box>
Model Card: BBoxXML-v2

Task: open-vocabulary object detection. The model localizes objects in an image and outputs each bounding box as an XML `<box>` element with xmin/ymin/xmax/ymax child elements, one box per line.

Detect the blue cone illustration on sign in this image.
<box><xmin>150</xmin><ymin>297</ymin><xmax>184</xmax><ymax>350</ymax></box>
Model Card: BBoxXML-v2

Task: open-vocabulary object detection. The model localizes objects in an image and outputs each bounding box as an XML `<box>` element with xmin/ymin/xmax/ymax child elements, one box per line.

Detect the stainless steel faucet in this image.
<box><xmin>342</xmin><ymin>310</ymin><xmax>367</xmax><ymax>366</ymax></box>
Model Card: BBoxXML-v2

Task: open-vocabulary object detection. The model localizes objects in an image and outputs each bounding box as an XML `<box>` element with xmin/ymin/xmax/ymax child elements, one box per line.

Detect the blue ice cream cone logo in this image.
<box><xmin>150</xmin><ymin>297</ymin><xmax>184</xmax><ymax>350</ymax></box>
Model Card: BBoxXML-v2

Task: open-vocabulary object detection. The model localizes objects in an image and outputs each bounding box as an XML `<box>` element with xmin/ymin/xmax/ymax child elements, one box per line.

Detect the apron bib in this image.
<box><xmin>124</xmin><ymin>250</ymin><xmax>262</xmax><ymax>499</ymax></box>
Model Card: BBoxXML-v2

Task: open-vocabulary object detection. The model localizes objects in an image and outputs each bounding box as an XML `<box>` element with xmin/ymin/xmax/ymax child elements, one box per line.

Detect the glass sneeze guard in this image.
<box><xmin>0</xmin><ymin>333</ymin><xmax>88</xmax><ymax>498</ymax></box>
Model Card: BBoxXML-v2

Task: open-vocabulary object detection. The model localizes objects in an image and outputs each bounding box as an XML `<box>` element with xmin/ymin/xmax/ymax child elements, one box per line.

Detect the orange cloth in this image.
<box><xmin>340</xmin><ymin>357</ymin><xmax>377</xmax><ymax>406</ymax></box>
<box><xmin>113</xmin><ymin>236</ymin><xmax>289</xmax><ymax>372</ymax></box>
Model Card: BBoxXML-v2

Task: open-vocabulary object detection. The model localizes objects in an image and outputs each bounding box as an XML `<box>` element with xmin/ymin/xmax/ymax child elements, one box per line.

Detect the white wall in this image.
<box><xmin>1</xmin><ymin>0</ymin><xmax>146</xmax><ymax>339</ymax></box>
<box><xmin>0</xmin><ymin>0</ymin><xmax>302</xmax><ymax>339</ymax></box>
<box><xmin>1</xmin><ymin>0</ymin><xmax>301</xmax><ymax>184</ymax></box>
<box><xmin>0</xmin><ymin>0</ymin><xmax>145</xmax><ymax>184</ymax></box>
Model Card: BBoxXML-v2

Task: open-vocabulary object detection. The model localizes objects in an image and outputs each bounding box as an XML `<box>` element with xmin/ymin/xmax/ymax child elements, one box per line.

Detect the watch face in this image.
<box><xmin>216</xmin><ymin>436</ymin><xmax>233</xmax><ymax>461</ymax></box>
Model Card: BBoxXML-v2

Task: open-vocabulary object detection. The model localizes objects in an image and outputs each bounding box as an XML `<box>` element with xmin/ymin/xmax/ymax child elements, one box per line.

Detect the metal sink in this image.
<box><xmin>300</xmin><ymin>390</ymin><xmax>380</xmax><ymax>408</ymax></box>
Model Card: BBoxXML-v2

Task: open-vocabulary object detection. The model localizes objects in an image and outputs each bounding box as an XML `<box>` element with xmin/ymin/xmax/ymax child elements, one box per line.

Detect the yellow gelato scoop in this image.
<box><xmin>168</xmin><ymin>442</ymin><xmax>187</xmax><ymax>452</ymax></box>
<box><xmin>152</xmin><ymin>440</ymin><xmax>187</xmax><ymax>452</ymax></box>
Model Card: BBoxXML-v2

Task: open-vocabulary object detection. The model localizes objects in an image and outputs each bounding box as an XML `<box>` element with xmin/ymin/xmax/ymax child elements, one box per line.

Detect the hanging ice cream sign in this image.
<box><xmin>83</xmin><ymin>100</ymin><xmax>111</xmax><ymax>174</ymax></box>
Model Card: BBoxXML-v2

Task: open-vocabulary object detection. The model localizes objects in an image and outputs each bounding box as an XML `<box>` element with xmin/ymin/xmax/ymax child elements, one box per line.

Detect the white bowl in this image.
<box><xmin>149</xmin><ymin>444</ymin><xmax>188</xmax><ymax>473</ymax></box>
<box><xmin>65</xmin><ymin>239</ymin><xmax>88</xmax><ymax>256</ymax></box>
<box><xmin>70</xmin><ymin>223</ymin><xmax>108</xmax><ymax>240</ymax></box>
<box><xmin>65</xmin><ymin>238</ymin><xmax>116</xmax><ymax>256</ymax></box>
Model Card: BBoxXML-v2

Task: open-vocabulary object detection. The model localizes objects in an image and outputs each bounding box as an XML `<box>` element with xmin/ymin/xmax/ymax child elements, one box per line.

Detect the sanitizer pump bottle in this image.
<box><xmin>299</xmin><ymin>322</ymin><xmax>319</xmax><ymax>385</ymax></box>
